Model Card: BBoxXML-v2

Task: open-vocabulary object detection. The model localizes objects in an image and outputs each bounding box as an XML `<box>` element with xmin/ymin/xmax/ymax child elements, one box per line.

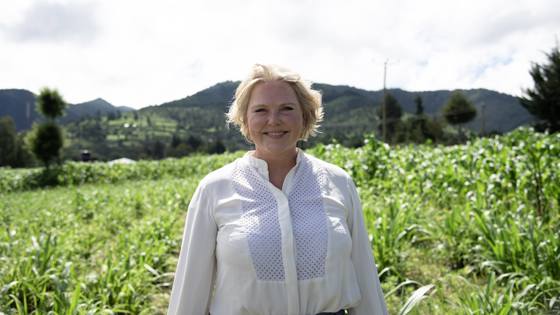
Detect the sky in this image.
<box><xmin>1</xmin><ymin>0</ymin><xmax>559</xmax><ymax>109</ymax></box>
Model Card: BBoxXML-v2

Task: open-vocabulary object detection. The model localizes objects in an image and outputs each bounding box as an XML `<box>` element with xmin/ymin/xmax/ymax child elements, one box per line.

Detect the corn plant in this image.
<box><xmin>1</xmin><ymin>128</ymin><xmax>558</xmax><ymax>314</ymax></box>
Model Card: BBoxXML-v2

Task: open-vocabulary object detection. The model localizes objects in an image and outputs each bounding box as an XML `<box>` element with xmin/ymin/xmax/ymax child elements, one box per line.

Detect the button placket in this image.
<box><xmin>246</xmin><ymin>152</ymin><xmax>303</xmax><ymax>315</ymax></box>
<box><xmin>273</xmin><ymin>189</ymin><xmax>300</xmax><ymax>315</ymax></box>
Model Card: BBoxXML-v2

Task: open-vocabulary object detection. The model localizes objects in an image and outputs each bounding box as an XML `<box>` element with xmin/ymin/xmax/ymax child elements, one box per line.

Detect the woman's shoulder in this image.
<box><xmin>302</xmin><ymin>152</ymin><xmax>352</xmax><ymax>181</ymax></box>
<box><xmin>197</xmin><ymin>158</ymin><xmax>240</xmax><ymax>189</ymax></box>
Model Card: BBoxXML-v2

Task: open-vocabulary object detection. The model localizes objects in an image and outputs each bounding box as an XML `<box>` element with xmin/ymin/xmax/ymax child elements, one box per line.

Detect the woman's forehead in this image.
<box><xmin>249</xmin><ymin>81</ymin><xmax>299</xmax><ymax>106</ymax></box>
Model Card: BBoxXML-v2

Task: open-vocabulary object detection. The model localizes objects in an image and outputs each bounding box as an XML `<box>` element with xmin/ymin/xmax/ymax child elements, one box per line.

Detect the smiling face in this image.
<box><xmin>246</xmin><ymin>80</ymin><xmax>304</xmax><ymax>161</ymax></box>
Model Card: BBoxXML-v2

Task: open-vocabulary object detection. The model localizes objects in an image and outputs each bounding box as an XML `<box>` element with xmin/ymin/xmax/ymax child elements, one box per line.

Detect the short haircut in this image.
<box><xmin>227</xmin><ymin>64</ymin><xmax>323</xmax><ymax>142</ymax></box>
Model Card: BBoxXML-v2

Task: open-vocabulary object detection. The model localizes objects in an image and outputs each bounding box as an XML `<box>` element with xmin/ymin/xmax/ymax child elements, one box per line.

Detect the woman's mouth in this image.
<box><xmin>264</xmin><ymin>131</ymin><xmax>288</xmax><ymax>137</ymax></box>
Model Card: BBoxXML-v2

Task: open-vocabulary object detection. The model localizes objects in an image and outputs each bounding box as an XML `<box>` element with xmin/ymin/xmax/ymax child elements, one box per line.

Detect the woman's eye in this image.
<box><xmin>283</xmin><ymin>106</ymin><xmax>294</xmax><ymax>111</ymax></box>
<box><xmin>254</xmin><ymin>108</ymin><xmax>265</xmax><ymax>113</ymax></box>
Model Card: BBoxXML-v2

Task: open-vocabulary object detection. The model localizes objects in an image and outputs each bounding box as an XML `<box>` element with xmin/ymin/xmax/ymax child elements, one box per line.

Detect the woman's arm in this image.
<box><xmin>346</xmin><ymin>177</ymin><xmax>388</xmax><ymax>315</ymax></box>
<box><xmin>167</xmin><ymin>181</ymin><xmax>218</xmax><ymax>315</ymax></box>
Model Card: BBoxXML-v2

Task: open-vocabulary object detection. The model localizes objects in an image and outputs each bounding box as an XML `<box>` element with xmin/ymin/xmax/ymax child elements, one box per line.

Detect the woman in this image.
<box><xmin>168</xmin><ymin>64</ymin><xmax>387</xmax><ymax>315</ymax></box>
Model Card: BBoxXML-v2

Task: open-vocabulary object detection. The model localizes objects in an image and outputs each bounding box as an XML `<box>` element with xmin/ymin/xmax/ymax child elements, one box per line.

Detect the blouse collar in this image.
<box><xmin>245</xmin><ymin>148</ymin><xmax>304</xmax><ymax>180</ymax></box>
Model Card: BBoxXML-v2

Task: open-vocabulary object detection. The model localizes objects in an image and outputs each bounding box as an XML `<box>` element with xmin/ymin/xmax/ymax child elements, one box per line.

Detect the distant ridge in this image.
<box><xmin>0</xmin><ymin>89</ymin><xmax>38</xmax><ymax>131</ymax></box>
<box><xmin>62</xmin><ymin>98</ymin><xmax>134</xmax><ymax>123</ymax></box>
<box><xmin>140</xmin><ymin>81</ymin><xmax>533</xmax><ymax>134</ymax></box>
<box><xmin>1</xmin><ymin>83</ymin><xmax>534</xmax><ymax>134</ymax></box>
<box><xmin>0</xmin><ymin>90</ymin><xmax>133</xmax><ymax>131</ymax></box>
<box><xmin>157</xmin><ymin>81</ymin><xmax>239</xmax><ymax>109</ymax></box>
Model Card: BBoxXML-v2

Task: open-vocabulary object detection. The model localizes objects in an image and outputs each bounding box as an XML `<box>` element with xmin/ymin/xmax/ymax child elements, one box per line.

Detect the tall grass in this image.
<box><xmin>1</xmin><ymin>127</ymin><xmax>558</xmax><ymax>314</ymax></box>
<box><xmin>1</xmin><ymin>179</ymin><xmax>199</xmax><ymax>314</ymax></box>
<box><xmin>314</xmin><ymin>128</ymin><xmax>560</xmax><ymax>313</ymax></box>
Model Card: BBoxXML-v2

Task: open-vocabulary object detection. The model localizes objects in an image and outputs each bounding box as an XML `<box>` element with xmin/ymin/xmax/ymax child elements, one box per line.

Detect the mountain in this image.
<box><xmin>0</xmin><ymin>89</ymin><xmax>134</xmax><ymax>131</ymax></box>
<box><xmin>0</xmin><ymin>84</ymin><xmax>533</xmax><ymax>134</ymax></box>
<box><xmin>0</xmin><ymin>89</ymin><xmax>40</xmax><ymax>131</ymax></box>
<box><xmin>2</xmin><ymin>83</ymin><xmax>536</xmax><ymax>161</ymax></box>
<box><xmin>310</xmin><ymin>85</ymin><xmax>534</xmax><ymax>134</ymax></box>
<box><xmin>143</xmin><ymin>81</ymin><xmax>533</xmax><ymax>134</ymax></box>
<box><xmin>368</xmin><ymin>87</ymin><xmax>533</xmax><ymax>134</ymax></box>
<box><xmin>61</xmin><ymin>98</ymin><xmax>134</xmax><ymax>123</ymax></box>
<box><xmin>158</xmin><ymin>81</ymin><xmax>239</xmax><ymax>109</ymax></box>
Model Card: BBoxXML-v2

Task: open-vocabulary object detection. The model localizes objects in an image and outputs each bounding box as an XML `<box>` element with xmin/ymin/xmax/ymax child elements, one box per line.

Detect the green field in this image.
<box><xmin>1</xmin><ymin>128</ymin><xmax>559</xmax><ymax>314</ymax></box>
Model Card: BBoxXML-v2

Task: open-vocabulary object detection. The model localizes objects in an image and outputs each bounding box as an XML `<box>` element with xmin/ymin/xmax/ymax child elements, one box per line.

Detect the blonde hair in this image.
<box><xmin>226</xmin><ymin>64</ymin><xmax>323</xmax><ymax>141</ymax></box>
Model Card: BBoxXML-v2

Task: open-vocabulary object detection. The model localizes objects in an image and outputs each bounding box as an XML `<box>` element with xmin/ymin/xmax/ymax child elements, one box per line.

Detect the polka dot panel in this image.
<box><xmin>288</xmin><ymin>158</ymin><xmax>329</xmax><ymax>280</ymax></box>
<box><xmin>233</xmin><ymin>163</ymin><xmax>285</xmax><ymax>281</ymax></box>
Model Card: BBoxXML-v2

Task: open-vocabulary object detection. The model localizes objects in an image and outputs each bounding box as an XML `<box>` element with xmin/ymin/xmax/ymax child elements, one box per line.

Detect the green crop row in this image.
<box><xmin>0</xmin><ymin>153</ymin><xmax>241</xmax><ymax>194</ymax></box>
<box><xmin>311</xmin><ymin>128</ymin><xmax>560</xmax><ymax>314</ymax></box>
<box><xmin>1</xmin><ymin>127</ymin><xmax>559</xmax><ymax>314</ymax></box>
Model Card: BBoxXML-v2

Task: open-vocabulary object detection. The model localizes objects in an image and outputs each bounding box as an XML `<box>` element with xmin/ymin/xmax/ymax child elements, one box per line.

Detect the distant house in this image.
<box><xmin>108</xmin><ymin>158</ymin><xmax>136</xmax><ymax>165</ymax></box>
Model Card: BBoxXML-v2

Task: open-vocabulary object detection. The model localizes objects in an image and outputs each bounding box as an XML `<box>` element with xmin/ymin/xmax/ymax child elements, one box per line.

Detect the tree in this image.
<box><xmin>206</xmin><ymin>139</ymin><xmax>226</xmax><ymax>154</ymax></box>
<box><xmin>152</xmin><ymin>140</ymin><xmax>166</xmax><ymax>159</ymax></box>
<box><xmin>376</xmin><ymin>92</ymin><xmax>403</xmax><ymax>142</ymax></box>
<box><xmin>13</xmin><ymin>134</ymin><xmax>36</xmax><ymax>167</ymax></box>
<box><xmin>414</xmin><ymin>95</ymin><xmax>424</xmax><ymax>115</ymax></box>
<box><xmin>171</xmin><ymin>133</ymin><xmax>181</xmax><ymax>148</ymax></box>
<box><xmin>423</xmin><ymin>117</ymin><xmax>445</xmax><ymax>143</ymax></box>
<box><xmin>442</xmin><ymin>91</ymin><xmax>477</xmax><ymax>126</ymax></box>
<box><xmin>410</xmin><ymin>95</ymin><xmax>431</xmax><ymax>143</ymax></box>
<box><xmin>0</xmin><ymin>116</ymin><xmax>18</xmax><ymax>166</ymax></box>
<box><xmin>30</xmin><ymin>122</ymin><xmax>64</xmax><ymax>166</ymax></box>
<box><xmin>0</xmin><ymin>116</ymin><xmax>36</xmax><ymax>168</ymax></box>
<box><xmin>186</xmin><ymin>135</ymin><xmax>202</xmax><ymax>151</ymax></box>
<box><xmin>520</xmin><ymin>45</ymin><xmax>560</xmax><ymax>132</ymax></box>
<box><xmin>36</xmin><ymin>88</ymin><xmax>66</xmax><ymax>118</ymax></box>
<box><xmin>30</xmin><ymin>88</ymin><xmax>67</xmax><ymax>167</ymax></box>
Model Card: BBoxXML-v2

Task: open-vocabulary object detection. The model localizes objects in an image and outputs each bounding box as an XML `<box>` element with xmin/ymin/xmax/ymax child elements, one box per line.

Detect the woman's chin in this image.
<box><xmin>255</xmin><ymin>145</ymin><xmax>297</xmax><ymax>159</ymax></box>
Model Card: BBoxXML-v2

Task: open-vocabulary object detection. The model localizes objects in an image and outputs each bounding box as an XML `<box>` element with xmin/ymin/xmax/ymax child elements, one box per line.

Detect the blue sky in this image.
<box><xmin>1</xmin><ymin>0</ymin><xmax>559</xmax><ymax>109</ymax></box>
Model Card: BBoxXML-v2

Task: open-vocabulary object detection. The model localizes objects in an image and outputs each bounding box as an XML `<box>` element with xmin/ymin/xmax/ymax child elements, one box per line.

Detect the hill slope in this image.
<box><xmin>0</xmin><ymin>89</ymin><xmax>40</xmax><ymax>131</ymax></box>
<box><xmin>0</xmin><ymin>89</ymin><xmax>133</xmax><ymax>131</ymax></box>
<box><xmin>2</xmin><ymin>83</ymin><xmax>535</xmax><ymax>161</ymax></box>
<box><xmin>147</xmin><ymin>82</ymin><xmax>533</xmax><ymax>134</ymax></box>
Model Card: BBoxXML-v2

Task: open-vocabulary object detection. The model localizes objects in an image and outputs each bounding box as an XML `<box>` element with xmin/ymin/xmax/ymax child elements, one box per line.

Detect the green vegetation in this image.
<box><xmin>316</xmin><ymin>128</ymin><xmax>559</xmax><ymax>314</ymax></box>
<box><xmin>62</xmin><ymin>107</ymin><xmax>237</xmax><ymax>162</ymax></box>
<box><xmin>1</xmin><ymin>128</ymin><xmax>559</xmax><ymax>314</ymax></box>
<box><xmin>0</xmin><ymin>116</ymin><xmax>29</xmax><ymax>169</ymax></box>
<box><xmin>2</xmin><ymin>82</ymin><xmax>534</xmax><ymax>164</ymax></box>
<box><xmin>59</xmin><ymin>90</ymin><xmax>474</xmax><ymax>162</ymax></box>
<box><xmin>442</xmin><ymin>90</ymin><xmax>477</xmax><ymax>127</ymax></box>
<box><xmin>29</xmin><ymin>88</ymin><xmax>67</xmax><ymax>167</ymax></box>
<box><xmin>0</xmin><ymin>116</ymin><xmax>18</xmax><ymax>166</ymax></box>
<box><xmin>520</xmin><ymin>44</ymin><xmax>560</xmax><ymax>132</ymax></box>
<box><xmin>377</xmin><ymin>92</ymin><xmax>403</xmax><ymax>143</ymax></box>
<box><xmin>0</xmin><ymin>117</ymin><xmax>35</xmax><ymax>168</ymax></box>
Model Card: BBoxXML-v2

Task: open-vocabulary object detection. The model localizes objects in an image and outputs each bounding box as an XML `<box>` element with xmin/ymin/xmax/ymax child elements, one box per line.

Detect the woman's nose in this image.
<box><xmin>267</xmin><ymin>110</ymin><xmax>281</xmax><ymax>124</ymax></box>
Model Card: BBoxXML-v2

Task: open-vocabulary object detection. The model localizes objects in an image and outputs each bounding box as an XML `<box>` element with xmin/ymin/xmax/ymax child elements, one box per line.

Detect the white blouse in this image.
<box><xmin>167</xmin><ymin>151</ymin><xmax>387</xmax><ymax>315</ymax></box>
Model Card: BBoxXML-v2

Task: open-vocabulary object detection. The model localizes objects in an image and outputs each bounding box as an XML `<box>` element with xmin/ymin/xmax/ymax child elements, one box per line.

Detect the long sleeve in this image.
<box><xmin>346</xmin><ymin>177</ymin><xmax>388</xmax><ymax>315</ymax></box>
<box><xmin>167</xmin><ymin>180</ymin><xmax>218</xmax><ymax>315</ymax></box>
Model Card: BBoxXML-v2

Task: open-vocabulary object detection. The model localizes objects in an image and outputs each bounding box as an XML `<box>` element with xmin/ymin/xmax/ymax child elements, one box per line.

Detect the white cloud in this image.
<box><xmin>3</xmin><ymin>1</ymin><xmax>98</xmax><ymax>43</ymax></box>
<box><xmin>0</xmin><ymin>0</ymin><xmax>559</xmax><ymax>108</ymax></box>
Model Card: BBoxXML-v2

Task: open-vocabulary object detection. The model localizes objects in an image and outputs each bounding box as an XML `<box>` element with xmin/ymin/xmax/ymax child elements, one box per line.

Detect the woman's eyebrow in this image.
<box><xmin>249</xmin><ymin>102</ymin><xmax>297</xmax><ymax>107</ymax></box>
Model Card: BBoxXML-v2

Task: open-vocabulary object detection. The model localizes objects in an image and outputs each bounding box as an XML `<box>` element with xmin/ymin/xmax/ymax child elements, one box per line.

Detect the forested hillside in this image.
<box><xmin>61</xmin><ymin>82</ymin><xmax>534</xmax><ymax>161</ymax></box>
<box><xmin>0</xmin><ymin>89</ymin><xmax>133</xmax><ymax>131</ymax></box>
<box><xmin>1</xmin><ymin>82</ymin><xmax>534</xmax><ymax>162</ymax></box>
